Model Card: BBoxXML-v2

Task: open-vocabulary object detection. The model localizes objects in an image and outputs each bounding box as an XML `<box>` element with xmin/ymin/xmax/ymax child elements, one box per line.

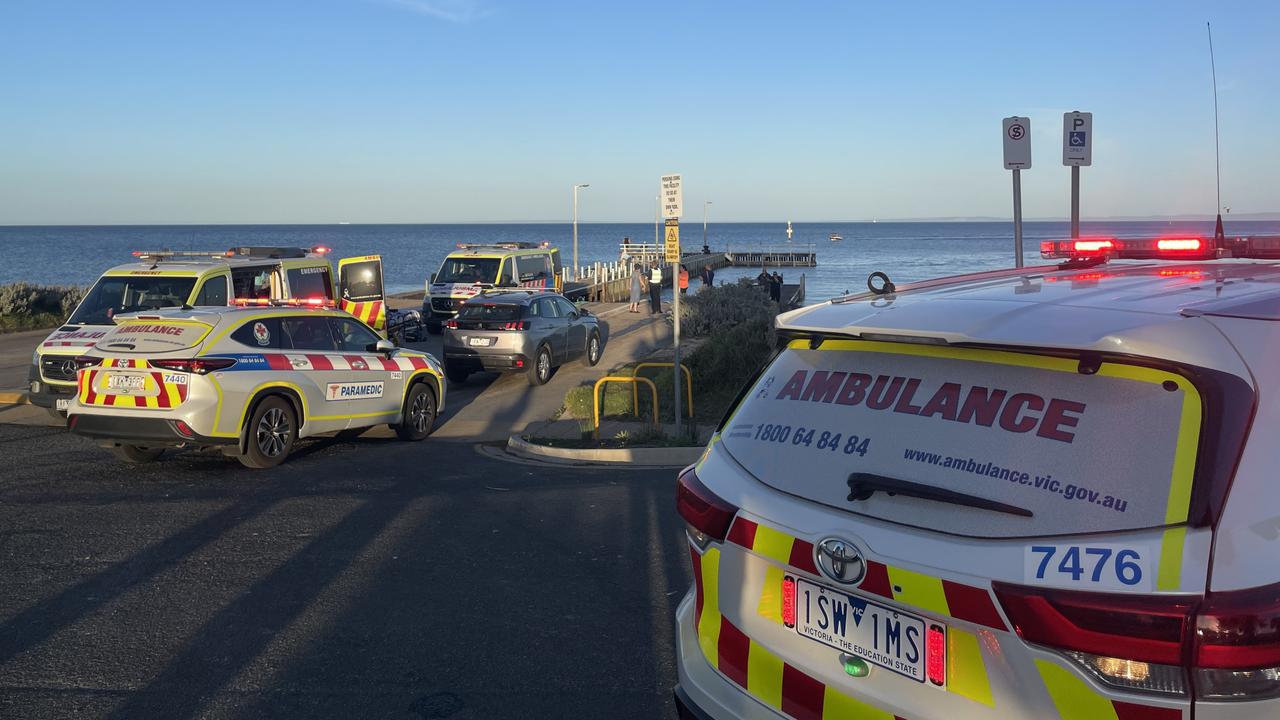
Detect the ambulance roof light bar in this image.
<box><xmin>1041</xmin><ymin>236</ymin><xmax>1227</xmax><ymax>263</ymax></box>
<box><xmin>454</xmin><ymin>242</ymin><xmax>541</xmax><ymax>251</ymax></box>
<box><xmin>232</xmin><ymin>297</ymin><xmax>336</xmax><ymax>308</ymax></box>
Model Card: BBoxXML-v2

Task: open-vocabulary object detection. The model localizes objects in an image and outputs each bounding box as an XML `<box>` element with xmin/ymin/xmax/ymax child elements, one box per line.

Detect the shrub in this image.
<box><xmin>0</xmin><ymin>283</ymin><xmax>86</xmax><ymax>318</ymax></box>
<box><xmin>678</xmin><ymin>280</ymin><xmax>776</xmax><ymax>338</ymax></box>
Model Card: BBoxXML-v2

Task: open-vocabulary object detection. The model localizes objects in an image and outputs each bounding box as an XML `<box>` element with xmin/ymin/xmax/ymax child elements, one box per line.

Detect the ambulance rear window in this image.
<box><xmin>286</xmin><ymin>266</ymin><xmax>333</xmax><ymax>301</ymax></box>
<box><xmin>97</xmin><ymin>320</ymin><xmax>212</xmax><ymax>353</ymax></box>
<box><xmin>69</xmin><ymin>276</ymin><xmax>198</xmax><ymax>325</ymax></box>
<box><xmin>720</xmin><ymin>340</ymin><xmax>1209</xmax><ymax>537</ymax></box>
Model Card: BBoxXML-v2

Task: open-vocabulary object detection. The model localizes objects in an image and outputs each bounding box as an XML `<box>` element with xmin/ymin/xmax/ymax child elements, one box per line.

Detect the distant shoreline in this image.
<box><xmin>4</xmin><ymin>216</ymin><xmax>1280</xmax><ymax>228</ymax></box>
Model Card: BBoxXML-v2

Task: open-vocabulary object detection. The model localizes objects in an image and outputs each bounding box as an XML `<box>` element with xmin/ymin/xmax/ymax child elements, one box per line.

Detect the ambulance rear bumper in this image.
<box><xmin>68</xmin><ymin>414</ymin><xmax>236</xmax><ymax>447</ymax></box>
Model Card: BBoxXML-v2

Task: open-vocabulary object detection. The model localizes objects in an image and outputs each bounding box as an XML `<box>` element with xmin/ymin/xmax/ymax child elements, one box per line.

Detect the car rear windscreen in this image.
<box><xmin>96</xmin><ymin>320</ymin><xmax>213</xmax><ymax>353</ymax></box>
<box><xmin>719</xmin><ymin>339</ymin><xmax>1203</xmax><ymax>537</ymax></box>
<box><xmin>457</xmin><ymin>304</ymin><xmax>522</xmax><ymax>322</ymax></box>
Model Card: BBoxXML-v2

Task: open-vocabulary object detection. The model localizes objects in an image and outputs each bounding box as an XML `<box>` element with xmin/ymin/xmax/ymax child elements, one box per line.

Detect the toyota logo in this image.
<box><xmin>815</xmin><ymin>538</ymin><xmax>866</xmax><ymax>586</ymax></box>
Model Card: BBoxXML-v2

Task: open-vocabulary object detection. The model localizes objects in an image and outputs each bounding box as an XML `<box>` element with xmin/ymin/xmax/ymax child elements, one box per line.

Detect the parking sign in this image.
<box><xmin>1003</xmin><ymin>116</ymin><xmax>1031</xmax><ymax>169</ymax></box>
<box><xmin>1063</xmin><ymin>112</ymin><xmax>1092</xmax><ymax>166</ymax></box>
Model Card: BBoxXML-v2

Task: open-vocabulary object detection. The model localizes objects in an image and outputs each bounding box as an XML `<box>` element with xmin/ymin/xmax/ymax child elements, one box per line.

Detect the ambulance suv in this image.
<box><xmin>29</xmin><ymin>247</ymin><xmax>387</xmax><ymax>418</ymax></box>
<box><xmin>66</xmin><ymin>304</ymin><xmax>443</xmax><ymax>468</ymax></box>
<box><xmin>423</xmin><ymin>242</ymin><xmax>562</xmax><ymax>334</ymax></box>
<box><xmin>675</xmin><ymin>235</ymin><xmax>1280</xmax><ymax>720</ymax></box>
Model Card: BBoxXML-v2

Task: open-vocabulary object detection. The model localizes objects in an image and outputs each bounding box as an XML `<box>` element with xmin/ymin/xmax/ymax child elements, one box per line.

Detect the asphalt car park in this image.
<box><xmin>0</xmin><ymin>419</ymin><xmax>690</xmax><ymax>719</ymax></box>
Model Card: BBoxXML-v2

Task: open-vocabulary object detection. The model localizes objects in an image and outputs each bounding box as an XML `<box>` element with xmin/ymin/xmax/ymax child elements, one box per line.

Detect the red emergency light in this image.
<box><xmin>1040</xmin><ymin>238</ymin><xmax>1116</xmax><ymax>259</ymax></box>
<box><xmin>311</xmin><ymin>245</ymin><xmax>332</xmax><ymax>255</ymax></box>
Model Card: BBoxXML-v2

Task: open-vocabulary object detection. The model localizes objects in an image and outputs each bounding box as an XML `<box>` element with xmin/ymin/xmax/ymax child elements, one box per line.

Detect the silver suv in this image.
<box><xmin>442</xmin><ymin>290</ymin><xmax>602</xmax><ymax>386</ymax></box>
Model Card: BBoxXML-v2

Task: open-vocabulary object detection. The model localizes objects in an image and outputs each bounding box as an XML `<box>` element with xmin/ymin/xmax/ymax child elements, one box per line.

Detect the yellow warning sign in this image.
<box><xmin>664</xmin><ymin>221</ymin><xmax>680</xmax><ymax>263</ymax></box>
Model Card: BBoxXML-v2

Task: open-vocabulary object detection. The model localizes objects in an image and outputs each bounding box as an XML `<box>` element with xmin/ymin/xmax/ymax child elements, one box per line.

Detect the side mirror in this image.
<box><xmin>430</xmin><ymin>273</ymin><xmax>438</xmax><ymax>284</ymax></box>
<box><xmin>368</xmin><ymin>339</ymin><xmax>396</xmax><ymax>355</ymax></box>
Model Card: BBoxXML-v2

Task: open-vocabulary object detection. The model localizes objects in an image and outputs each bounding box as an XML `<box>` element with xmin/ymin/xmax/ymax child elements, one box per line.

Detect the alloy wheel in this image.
<box><xmin>257</xmin><ymin>407</ymin><xmax>290</xmax><ymax>457</ymax></box>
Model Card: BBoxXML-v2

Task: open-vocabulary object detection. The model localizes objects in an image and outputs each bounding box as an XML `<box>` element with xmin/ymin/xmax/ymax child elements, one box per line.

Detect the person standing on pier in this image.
<box><xmin>648</xmin><ymin>263</ymin><xmax>664</xmax><ymax>314</ymax></box>
<box><xmin>629</xmin><ymin>263</ymin><xmax>643</xmax><ymax>313</ymax></box>
<box><xmin>769</xmin><ymin>271</ymin><xmax>783</xmax><ymax>305</ymax></box>
<box><xmin>756</xmin><ymin>266</ymin><xmax>771</xmax><ymax>286</ymax></box>
<box><xmin>678</xmin><ymin>265</ymin><xmax>689</xmax><ymax>295</ymax></box>
<box><xmin>701</xmin><ymin>264</ymin><xmax>715</xmax><ymax>288</ymax></box>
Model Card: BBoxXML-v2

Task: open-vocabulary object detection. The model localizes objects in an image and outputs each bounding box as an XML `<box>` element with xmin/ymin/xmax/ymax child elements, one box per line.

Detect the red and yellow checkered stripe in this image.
<box><xmin>693</xmin><ymin>546</ymin><xmax>911</xmax><ymax>720</ymax></box>
<box><xmin>727</xmin><ymin>518</ymin><xmax>1008</xmax><ymax>632</ymax></box>
<box><xmin>77</xmin><ymin>360</ymin><xmax>189</xmax><ymax>409</ymax></box>
<box><xmin>340</xmin><ymin>299</ymin><xmax>386</xmax><ymax>331</ymax></box>
<box><xmin>700</xmin><ymin>517</ymin><xmax>1185</xmax><ymax>720</ymax></box>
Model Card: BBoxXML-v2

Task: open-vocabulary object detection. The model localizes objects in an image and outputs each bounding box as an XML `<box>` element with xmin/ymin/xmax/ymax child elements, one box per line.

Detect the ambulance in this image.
<box><xmin>66</xmin><ymin>303</ymin><xmax>442</xmax><ymax>468</ymax></box>
<box><xmin>423</xmin><ymin>242</ymin><xmax>562</xmax><ymax>333</ymax></box>
<box><xmin>28</xmin><ymin>246</ymin><xmax>387</xmax><ymax>418</ymax></box>
<box><xmin>675</xmin><ymin>234</ymin><xmax>1280</xmax><ymax>720</ymax></box>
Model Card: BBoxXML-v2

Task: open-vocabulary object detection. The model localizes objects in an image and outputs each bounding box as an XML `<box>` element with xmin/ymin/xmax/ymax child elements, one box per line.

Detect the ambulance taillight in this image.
<box><xmin>676</xmin><ymin>466</ymin><xmax>738</xmax><ymax>549</ymax></box>
<box><xmin>995</xmin><ymin>580</ymin><xmax>1280</xmax><ymax>699</ymax></box>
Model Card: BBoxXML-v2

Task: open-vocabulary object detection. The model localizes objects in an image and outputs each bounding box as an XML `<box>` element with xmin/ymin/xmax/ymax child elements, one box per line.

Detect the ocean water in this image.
<box><xmin>2</xmin><ymin>221</ymin><xmax>1278</xmax><ymax>303</ymax></box>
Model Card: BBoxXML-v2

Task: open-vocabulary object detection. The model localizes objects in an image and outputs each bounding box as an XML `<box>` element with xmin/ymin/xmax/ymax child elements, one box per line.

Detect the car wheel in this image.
<box><xmin>395</xmin><ymin>383</ymin><xmax>437</xmax><ymax>441</ymax></box>
<box><xmin>45</xmin><ymin>406</ymin><xmax>67</xmax><ymax>422</ymax></box>
<box><xmin>527</xmin><ymin>345</ymin><xmax>553</xmax><ymax>386</ymax></box>
<box><xmin>445</xmin><ymin>361</ymin><xmax>470</xmax><ymax>385</ymax></box>
<box><xmin>111</xmin><ymin>444</ymin><xmax>163</xmax><ymax>463</ymax></box>
<box><xmin>585</xmin><ymin>331</ymin><xmax>602</xmax><ymax>367</ymax></box>
<box><xmin>239</xmin><ymin>396</ymin><xmax>297</xmax><ymax>469</ymax></box>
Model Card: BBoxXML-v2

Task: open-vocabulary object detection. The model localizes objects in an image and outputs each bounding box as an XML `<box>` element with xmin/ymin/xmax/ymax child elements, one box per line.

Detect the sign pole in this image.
<box><xmin>1002</xmin><ymin>116</ymin><xmax>1031</xmax><ymax>268</ymax></box>
<box><xmin>1062</xmin><ymin>111</ymin><xmax>1092</xmax><ymax>240</ymax></box>
<box><xmin>661</xmin><ymin>174</ymin><xmax>684</xmax><ymax>440</ymax></box>
<box><xmin>1070</xmin><ymin>166</ymin><xmax>1080</xmax><ymax>239</ymax></box>
<box><xmin>671</xmin><ymin>222</ymin><xmax>682</xmax><ymax>440</ymax></box>
<box><xmin>1012</xmin><ymin>169</ymin><xmax>1024</xmax><ymax>268</ymax></box>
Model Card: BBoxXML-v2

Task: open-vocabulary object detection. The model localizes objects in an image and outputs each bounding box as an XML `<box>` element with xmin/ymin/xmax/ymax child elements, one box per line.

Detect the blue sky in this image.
<box><xmin>1</xmin><ymin>0</ymin><xmax>1277</xmax><ymax>224</ymax></box>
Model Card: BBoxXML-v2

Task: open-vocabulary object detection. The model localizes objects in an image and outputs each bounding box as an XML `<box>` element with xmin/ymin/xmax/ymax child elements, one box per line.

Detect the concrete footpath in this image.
<box><xmin>0</xmin><ymin>299</ymin><xmax>677</xmax><ymax>442</ymax></box>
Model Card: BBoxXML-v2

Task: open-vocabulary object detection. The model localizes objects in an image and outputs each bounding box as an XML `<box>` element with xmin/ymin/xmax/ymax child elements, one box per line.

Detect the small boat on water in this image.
<box><xmin>829</xmin><ymin>233</ymin><xmax>844</xmax><ymax>242</ymax></box>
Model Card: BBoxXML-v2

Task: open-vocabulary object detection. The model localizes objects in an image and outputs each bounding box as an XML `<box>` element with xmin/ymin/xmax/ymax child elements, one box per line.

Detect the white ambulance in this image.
<box><xmin>675</xmin><ymin>235</ymin><xmax>1280</xmax><ymax>720</ymax></box>
<box><xmin>28</xmin><ymin>246</ymin><xmax>386</xmax><ymax>418</ymax></box>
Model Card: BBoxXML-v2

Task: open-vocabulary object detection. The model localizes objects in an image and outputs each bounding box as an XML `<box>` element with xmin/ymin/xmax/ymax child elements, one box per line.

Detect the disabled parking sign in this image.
<box><xmin>1062</xmin><ymin>112</ymin><xmax>1092</xmax><ymax>166</ymax></box>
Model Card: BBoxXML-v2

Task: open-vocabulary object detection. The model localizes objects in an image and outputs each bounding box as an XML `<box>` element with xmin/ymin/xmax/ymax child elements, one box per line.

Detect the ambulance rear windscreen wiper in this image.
<box><xmin>846</xmin><ymin>472</ymin><xmax>1033</xmax><ymax>517</ymax></box>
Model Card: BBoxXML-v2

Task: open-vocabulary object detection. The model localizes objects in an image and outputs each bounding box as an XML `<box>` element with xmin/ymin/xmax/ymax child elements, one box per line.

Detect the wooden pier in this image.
<box><xmin>563</xmin><ymin>243</ymin><xmax>808</xmax><ymax>308</ymax></box>
<box><xmin>724</xmin><ymin>243</ymin><xmax>816</xmax><ymax>267</ymax></box>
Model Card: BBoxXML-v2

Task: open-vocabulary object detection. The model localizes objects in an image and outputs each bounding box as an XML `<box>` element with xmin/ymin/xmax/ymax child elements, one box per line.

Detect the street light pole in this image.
<box><xmin>572</xmin><ymin>183</ymin><xmax>589</xmax><ymax>275</ymax></box>
<box><xmin>703</xmin><ymin>200</ymin><xmax>713</xmax><ymax>251</ymax></box>
<box><xmin>654</xmin><ymin>196</ymin><xmax>660</xmax><ymax>246</ymax></box>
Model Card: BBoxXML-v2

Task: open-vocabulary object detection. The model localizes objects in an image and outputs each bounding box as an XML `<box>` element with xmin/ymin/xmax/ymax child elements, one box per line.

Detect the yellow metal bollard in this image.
<box><xmin>593</xmin><ymin>376</ymin><xmax>659</xmax><ymax>439</ymax></box>
<box><xmin>632</xmin><ymin>362</ymin><xmax>693</xmax><ymax>419</ymax></box>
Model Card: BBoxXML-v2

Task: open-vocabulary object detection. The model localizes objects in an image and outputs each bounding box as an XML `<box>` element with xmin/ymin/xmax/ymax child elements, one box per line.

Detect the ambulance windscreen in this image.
<box><xmin>719</xmin><ymin>341</ymin><xmax>1204</xmax><ymax>537</ymax></box>
<box><xmin>69</xmin><ymin>276</ymin><xmax>198</xmax><ymax>325</ymax></box>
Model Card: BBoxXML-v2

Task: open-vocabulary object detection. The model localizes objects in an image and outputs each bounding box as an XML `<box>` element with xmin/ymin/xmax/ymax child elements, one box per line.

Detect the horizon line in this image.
<box><xmin>4</xmin><ymin>215</ymin><xmax>1280</xmax><ymax>228</ymax></box>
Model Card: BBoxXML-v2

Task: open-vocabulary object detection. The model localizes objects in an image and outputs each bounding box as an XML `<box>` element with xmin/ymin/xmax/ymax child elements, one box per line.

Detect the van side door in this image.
<box><xmin>337</xmin><ymin>255</ymin><xmax>387</xmax><ymax>337</ymax></box>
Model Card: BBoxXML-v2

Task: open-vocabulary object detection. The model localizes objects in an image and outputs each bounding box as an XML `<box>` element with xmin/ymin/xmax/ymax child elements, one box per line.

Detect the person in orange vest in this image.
<box><xmin>678</xmin><ymin>265</ymin><xmax>690</xmax><ymax>295</ymax></box>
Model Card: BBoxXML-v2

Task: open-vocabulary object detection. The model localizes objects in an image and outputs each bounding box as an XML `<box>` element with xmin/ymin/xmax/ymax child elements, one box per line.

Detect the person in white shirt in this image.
<box><xmin>648</xmin><ymin>264</ymin><xmax>663</xmax><ymax>314</ymax></box>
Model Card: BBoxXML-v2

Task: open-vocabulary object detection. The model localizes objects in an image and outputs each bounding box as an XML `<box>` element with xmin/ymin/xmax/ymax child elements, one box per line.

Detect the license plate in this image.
<box><xmin>55</xmin><ymin>399</ymin><xmax>69</xmax><ymax>411</ymax></box>
<box><xmin>106</xmin><ymin>373</ymin><xmax>146</xmax><ymax>391</ymax></box>
<box><xmin>794</xmin><ymin>577</ymin><xmax>934</xmax><ymax>682</ymax></box>
<box><xmin>468</xmin><ymin>337</ymin><xmax>494</xmax><ymax>347</ymax></box>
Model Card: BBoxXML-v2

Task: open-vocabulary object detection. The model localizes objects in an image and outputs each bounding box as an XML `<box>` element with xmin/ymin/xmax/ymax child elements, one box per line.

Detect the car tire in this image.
<box><xmin>111</xmin><ymin>444</ymin><xmax>163</xmax><ymax>463</ymax></box>
<box><xmin>445</xmin><ymin>361</ymin><xmax>470</xmax><ymax>386</ymax></box>
<box><xmin>585</xmin><ymin>331</ymin><xmax>602</xmax><ymax>367</ymax></box>
<box><xmin>527</xmin><ymin>345</ymin><xmax>553</xmax><ymax>386</ymax></box>
<box><xmin>45</xmin><ymin>406</ymin><xmax>67</xmax><ymax>423</ymax></box>
<box><xmin>394</xmin><ymin>383</ymin><xmax>437</xmax><ymax>441</ymax></box>
<box><xmin>239</xmin><ymin>396</ymin><xmax>297</xmax><ymax>469</ymax></box>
